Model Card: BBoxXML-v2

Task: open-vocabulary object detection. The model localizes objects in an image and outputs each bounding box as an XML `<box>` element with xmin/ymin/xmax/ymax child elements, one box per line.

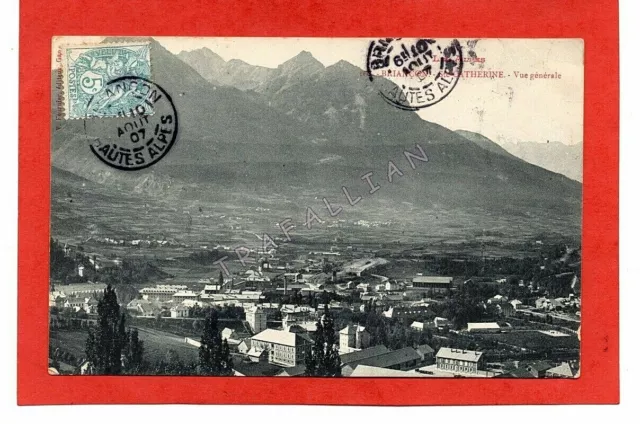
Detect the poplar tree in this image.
<box><xmin>305</xmin><ymin>306</ymin><xmax>342</xmax><ymax>376</ymax></box>
<box><xmin>198</xmin><ymin>309</ymin><xmax>233</xmax><ymax>376</ymax></box>
<box><xmin>85</xmin><ymin>285</ymin><xmax>126</xmax><ymax>374</ymax></box>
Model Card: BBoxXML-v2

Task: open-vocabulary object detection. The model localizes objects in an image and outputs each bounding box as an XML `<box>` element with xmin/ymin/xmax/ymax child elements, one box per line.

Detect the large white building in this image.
<box><xmin>410</xmin><ymin>276</ymin><xmax>453</xmax><ymax>292</ymax></box>
<box><xmin>435</xmin><ymin>347</ymin><xmax>485</xmax><ymax>374</ymax></box>
<box><xmin>339</xmin><ymin>325</ymin><xmax>371</xmax><ymax>354</ymax></box>
<box><xmin>251</xmin><ymin>329</ymin><xmax>312</xmax><ymax>367</ymax></box>
<box><xmin>140</xmin><ymin>285</ymin><xmax>188</xmax><ymax>302</ymax></box>
<box><xmin>246</xmin><ymin>306</ymin><xmax>268</xmax><ymax>334</ymax></box>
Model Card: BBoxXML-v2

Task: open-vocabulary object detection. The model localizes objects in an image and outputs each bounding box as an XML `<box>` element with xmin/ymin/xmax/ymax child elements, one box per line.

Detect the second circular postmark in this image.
<box><xmin>83</xmin><ymin>76</ymin><xmax>179</xmax><ymax>171</ymax></box>
<box><xmin>366</xmin><ymin>38</ymin><xmax>464</xmax><ymax>111</ymax></box>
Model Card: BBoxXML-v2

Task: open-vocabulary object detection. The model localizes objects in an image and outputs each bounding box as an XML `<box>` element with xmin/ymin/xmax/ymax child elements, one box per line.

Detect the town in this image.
<box><xmin>48</xmin><ymin>234</ymin><xmax>581</xmax><ymax>378</ymax></box>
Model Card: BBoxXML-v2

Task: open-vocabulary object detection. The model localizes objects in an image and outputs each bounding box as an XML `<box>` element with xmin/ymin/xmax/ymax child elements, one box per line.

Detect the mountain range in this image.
<box><xmin>50</xmin><ymin>39</ymin><xmax>582</xmax><ymax>241</ymax></box>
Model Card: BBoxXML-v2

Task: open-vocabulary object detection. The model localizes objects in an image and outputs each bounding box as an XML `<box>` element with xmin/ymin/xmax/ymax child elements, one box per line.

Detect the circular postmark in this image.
<box><xmin>366</xmin><ymin>38</ymin><xmax>463</xmax><ymax>111</ymax></box>
<box><xmin>83</xmin><ymin>76</ymin><xmax>179</xmax><ymax>171</ymax></box>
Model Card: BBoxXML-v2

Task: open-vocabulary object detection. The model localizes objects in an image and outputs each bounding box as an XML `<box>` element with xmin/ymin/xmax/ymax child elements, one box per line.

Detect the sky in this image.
<box><xmin>54</xmin><ymin>37</ymin><xmax>584</xmax><ymax>146</ymax></box>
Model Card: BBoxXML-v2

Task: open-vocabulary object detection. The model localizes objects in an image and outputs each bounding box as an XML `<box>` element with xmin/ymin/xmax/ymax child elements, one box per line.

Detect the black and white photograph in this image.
<box><xmin>48</xmin><ymin>36</ymin><xmax>583</xmax><ymax>378</ymax></box>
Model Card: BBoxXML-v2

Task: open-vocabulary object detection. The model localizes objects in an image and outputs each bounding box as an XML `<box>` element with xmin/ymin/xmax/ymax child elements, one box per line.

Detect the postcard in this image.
<box><xmin>47</xmin><ymin>36</ymin><xmax>584</xmax><ymax>380</ymax></box>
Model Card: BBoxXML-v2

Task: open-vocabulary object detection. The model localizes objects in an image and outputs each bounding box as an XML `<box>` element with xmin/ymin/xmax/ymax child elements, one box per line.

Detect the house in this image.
<box><xmin>467</xmin><ymin>322</ymin><xmax>501</xmax><ymax>333</ymax></box>
<box><xmin>356</xmin><ymin>282</ymin><xmax>370</xmax><ymax>292</ymax></box>
<box><xmin>525</xmin><ymin>361</ymin><xmax>553</xmax><ymax>378</ymax></box>
<box><xmin>339</xmin><ymin>325</ymin><xmax>371</xmax><ymax>354</ymax></box>
<box><xmin>510</xmin><ymin>299</ymin><xmax>524</xmax><ymax>310</ymax></box>
<box><xmin>545</xmin><ymin>362</ymin><xmax>578</xmax><ymax>378</ymax></box>
<box><xmin>433</xmin><ymin>316</ymin><xmax>452</xmax><ymax>329</ymax></box>
<box><xmin>63</xmin><ymin>296</ymin><xmax>87</xmax><ymax>312</ymax></box>
<box><xmin>435</xmin><ymin>347</ymin><xmax>484</xmax><ymax>374</ymax></box>
<box><xmin>385</xmin><ymin>281</ymin><xmax>399</xmax><ymax>291</ymax></box>
<box><xmin>487</xmin><ymin>294</ymin><xmax>508</xmax><ymax>304</ymax></box>
<box><xmin>535</xmin><ymin>297</ymin><xmax>549</xmax><ymax>309</ymax></box>
<box><xmin>251</xmin><ymin>329</ymin><xmax>313</xmax><ymax>367</ymax></box>
<box><xmin>415</xmin><ymin>344</ymin><xmax>435</xmax><ymax>364</ymax></box>
<box><xmin>170</xmin><ymin>304</ymin><xmax>189</xmax><ymax>318</ymax></box>
<box><xmin>84</xmin><ymin>297</ymin><xmax>99</xmax><ymax>314</ymax></box>
<box><xmin>342</xmin><ymin>347</ymin><xmax>422</xmax><ymax>376</ymax></box>
<box><xmin>246</xmin><ymin>347</ymin><xmax>269</xmax><ymax>363</ymax></box>
<box><xmin>498</xmin><ymin>302</ymin><xmax>515</xmax><ymax>317</ymax></box>
<box><xmin>126</xmin><ymin>299</ymin><xmax>161</xmax><ymax>317</ymax></box>
<box><xmin>238</xmin><ymin>339</ymin><xmax>252</xmax><ymax>354</ymax></box>
<box><xmin>410</xmin><ymin>321</ymin><xmax>433</xmax><ymax>331</ymax></box>
<box><xmin>221</xmin><ymin>327</ymin><xmax>239</xmax><ymax>341</ymax></box>
<box><xmin>410</xmin><ymin>276</ymin><xmax>453</xmax><ymax>292</ymax></box>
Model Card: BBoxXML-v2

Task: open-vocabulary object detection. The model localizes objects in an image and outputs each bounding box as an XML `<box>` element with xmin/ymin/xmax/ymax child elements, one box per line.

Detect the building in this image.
<box><xmin>126</xmin><ymin>299</ymin><xmax>162</xmax><ymax>317</ymax></box>
<box><xmin>63</xmin><ymin>296</ymin><xmax>86</xmax><ymax>312</ymax></box>
<box><xmin>382</xmin><ymin>305</ymin><xmax>429</xmax><ymax>319</ymax></box>
<box><xmin>433</xmin><ymin>317</ymin><xmax>452</xmax><ymax>329</ymax></box>
<box><xmin>170</xmin><ymin>304</ymin><xmax>189</xmax><ymax>318</ymax></box>
<box><xmin>415</xmin><ymin>344</ymin><xmax>435</xmax><ymax>364</ymax></box>
<box><xmin>140</xmin><ymin>285</ymin><xmax>188</xmax><ymax>302</ymax></box>
<box><xmin>498</xmin><ymin>302</ymin><xmax>515</xmax><ymax>317</ymax></box>
<box><xmin>435</xmin><ymin>347</ymin><xmax>485</xmax><ymax>374</ymax></box>
<box><xmin>467</xmin><ymin>322</ymin><xmax>501</xmax><ymax>333</ymax></box>
<box><xmin>56</xmin><ymin>282</ymin><xmax>108</xmax><ymax>297</ymax></box>
<box><xmin>201</xmin><ymin>284</ymin><xmax>221</xmax><ymax>296</ymax></box>
<box><xmin>385</xmin><ymin>281</ymin><xmax>399</xmax><ymax>291</ymax></box>
<box><xmin>342</xmin><ymin>347</ymin><xmax>422</xmax><ymax>376</ymax></box>
<box><xmin>340</xmin><ymin>345</ymin><xmax>391</xmax><ymax>369</ymax></box>
<box><xmin>221</xmin><ymin>327</ymin><xmax>240</xmax><ymax>342</ymax></box>
<box><xmin>172</xmin><ymin>291</ymin><xmax>199</xmax><ymax>302</ymax></box>
<box><xmin>246</xmin><ymin>306</ymin><xmax>268</xmax><ymax>334</ymax></box>
<box><xmin>276</xmin><ymin>365</ymin><xmax>306</xmax><ymax>377</ymax></box>
<box><xmin>281</xmin><ymin>306</ymin><xmax>312</xmax><ymax>331</ymax></box>
<box><xmin>342</xmin><ymin>258</ymin><xmax>389</xmax><ymax>277</ymax></box>
<box><xmin>238</xmin><ymin>339</ymin><xmax>252</xmax><ymax>354</ymax></box>
<box><xmin>410</xmin><ymin>276</ymin><xmax>453</xmax><ymax>292</ymax></box>
<box><xmin>251</xmin><ymin>329</ymin><xmax>312</xmax><ymax>367</ymax></box>
<box><xmin>545</xmin><ymin>362</ymin><xmax>578</xmax><ymax>378</ymax></box>
<box><xmin>349</xmin><ymin>365</ymin><xmax>428</xmax><ymax>377</ymax></box>
<box><xmin>487</xmin><ymin>294</ymin><xmax>508</xmax><ymax>304</ymax></box>
<box><xmin>510</xmin><ymin>299</ymin><xmax>524</xmax><ymax>310</ymax></box>
<box><xmin>339</xmin><ymin>325</ymin><xmax>371</xmax><ymax>354</ymax></box>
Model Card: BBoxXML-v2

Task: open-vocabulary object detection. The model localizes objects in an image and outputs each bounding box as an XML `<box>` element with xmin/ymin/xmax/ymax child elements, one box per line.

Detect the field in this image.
<box><xmin>50</xmin><ymin>327</ymin><xmax>200</xmax><ymax>365</ymax></box>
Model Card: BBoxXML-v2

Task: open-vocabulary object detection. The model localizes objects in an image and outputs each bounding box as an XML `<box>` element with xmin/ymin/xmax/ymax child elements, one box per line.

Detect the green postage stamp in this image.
<box><xmin>59</xmin><ymin>42</ymin><xmax>151</xmax><ymax>119</ymax></box>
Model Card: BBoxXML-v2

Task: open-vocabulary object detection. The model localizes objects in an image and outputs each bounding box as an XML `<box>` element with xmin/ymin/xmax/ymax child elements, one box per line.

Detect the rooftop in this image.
<box><xmin>436</xmin><ymin>347</ymin><xmax>483</xmax><ymax>362</ymax></box>
<box><xmin>357</xmin><ymin>347</ymin><xmax>422</xmax><ymax>368</ymax></box>
<box><xmin>412</xmin><ymin>276</ymin><xmax>453</xmax><ymax>284</ymax></box>
<box><xmin>252</xmin><ymin>329</ymin><xmax>309</xmax><ymax>347</ymax></box>
<box><xmin>349</xmin><ymin>365</ymin><xmax>428</xmax><ymax>378</ymax></box>
<box><xmin>467</xmin><ymin>322</ymin><xmax>501</xmax><ymax>331</ymax></box>
<box><xmin>340</xmin><ymin>345</ymin><xmax>391</xmax><ymax>365</ymax></box>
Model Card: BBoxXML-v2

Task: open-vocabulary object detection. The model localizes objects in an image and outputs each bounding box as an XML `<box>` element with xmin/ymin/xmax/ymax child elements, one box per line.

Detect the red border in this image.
<box><xmin>18</xmin><ymin>0</ymin><xmax>619</xmax><ymax>405</ymax></box>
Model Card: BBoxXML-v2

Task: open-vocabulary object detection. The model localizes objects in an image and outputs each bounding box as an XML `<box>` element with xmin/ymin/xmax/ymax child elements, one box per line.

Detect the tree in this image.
<box><xmin>305</xmin><ymin>306</ymin><xmax>341</xmax><ymax>377</ymax></box>
<box><xmin>198</xmin><ymin>309</ymin><xmax>233</xmax><ymax>376</ymax></box>
<box><xmin>85</xmin><ymin>285</ymin><xmax>127</xmax><ymax>374</ymax></box>
<box><xmin>123</xmin><ymin>328</ymin><xmax>145</xmax><ymax>373</ymax></box>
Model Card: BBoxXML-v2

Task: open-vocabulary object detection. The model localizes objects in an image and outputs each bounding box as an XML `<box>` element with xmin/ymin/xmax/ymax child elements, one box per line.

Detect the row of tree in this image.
<box><xmin>81</xmin><ymin>285</ymin><xmax>234</xmax><ymax>376</ymax></box>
